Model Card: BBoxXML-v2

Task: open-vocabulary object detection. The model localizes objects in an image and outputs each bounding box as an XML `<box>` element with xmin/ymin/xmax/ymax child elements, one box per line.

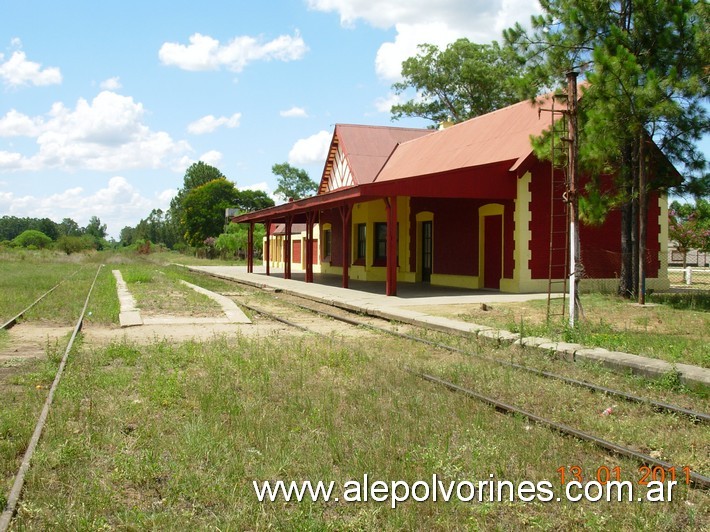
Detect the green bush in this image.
<box><xmin>56</xmin><ymin>235</ymin><xmax>96</xmax><ymax>255</ymax></box>
<box><xmin>13</xmin><ymin>229</ymin><xmax>52</xmax><ymax>249</ymax></box>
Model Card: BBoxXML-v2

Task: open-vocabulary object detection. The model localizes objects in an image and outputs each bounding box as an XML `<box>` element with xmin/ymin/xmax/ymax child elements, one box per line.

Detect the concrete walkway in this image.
<box><xmin>185</xmin><ymin>265</ymin><xmax>710</xmax><ymax>390</ymax></box>
<box><xmin>113</xmin><ymin>270</ymin><xmax>143</xmax><ymax>327</ymax></box>
<box><xmin>113</xmin><ymin>270</ymin><xmax>251</xmax><ymax>327</ymax></box>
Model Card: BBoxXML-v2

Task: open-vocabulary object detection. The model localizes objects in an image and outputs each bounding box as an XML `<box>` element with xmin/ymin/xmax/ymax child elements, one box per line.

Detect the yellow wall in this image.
<box><xmin>656</xmin><ymin>193</ymin><xmax>670</xmax><ymax>290</ymax></box>
<box><xmin>346</xmin><ymin>197</ymin><xmax>411</xmax><ymax>281</ymax></box>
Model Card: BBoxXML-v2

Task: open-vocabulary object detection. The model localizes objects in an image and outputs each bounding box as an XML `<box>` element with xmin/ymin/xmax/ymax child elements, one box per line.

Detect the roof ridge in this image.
<box><xmin>336</xmin><ymin>123</ymin><xmax>430</xmax><ymax>133</ymax></box>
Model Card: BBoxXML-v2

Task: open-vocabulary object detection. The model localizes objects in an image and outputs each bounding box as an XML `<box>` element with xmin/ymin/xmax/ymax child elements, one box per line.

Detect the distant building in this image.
<box><xmin>668</xmin><ymin>243</ymin><xmax>710</xmax><ymax>267</ymax></box>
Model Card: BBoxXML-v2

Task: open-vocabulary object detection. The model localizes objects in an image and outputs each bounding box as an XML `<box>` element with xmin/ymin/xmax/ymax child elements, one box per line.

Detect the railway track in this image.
<box><xmin>229</xmin><ymin>284</ymin><xmax>710</xmax><ymax>490</ymax></box>
<box><xmin>0</xmin><ymin>267</ymin><xmax>83</xmax><ymax>331</ymax></box>
<box><xmin>0</xmin><ymin>264</ymin><xmax>102</xmax><ymax>532</ymax></box>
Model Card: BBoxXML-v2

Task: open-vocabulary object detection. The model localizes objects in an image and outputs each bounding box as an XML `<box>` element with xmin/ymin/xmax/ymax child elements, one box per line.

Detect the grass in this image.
<box><xmin>111</xmin><ymin>263</ymin><xmax>225</xmax><ymax>318</ymax></box>
<box><xmin>10</xmin><ymin>333</ymin><xmax>710</xmax><ymax>530</ymax></box>
<box><xmin>0</xmin><ymin>254</ymin><xmax>81</xmax><ymax>325</ymax></box>
<box><xmin>0</xmin><ymin>339</ymin><xmax>68</xmax><ymax>510</ymax></box>
<box><xmin>1</xmin><ymin>250</ymin><xmax>708</xmax><ymax>528</ymax></box>
<box><xmin>425</xmin><ymin>293</ymin><xmax>710</xmax><ymax>369</ymax></box>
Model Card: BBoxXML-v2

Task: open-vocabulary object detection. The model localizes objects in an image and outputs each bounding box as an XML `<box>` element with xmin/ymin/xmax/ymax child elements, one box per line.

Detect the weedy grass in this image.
<box><xmin>111</xmin><ymin>263</ymin><xmax>223</xmax><ymax>318</ymax></box>
<box><xmin>0</xmin><ymin>337</ymin><xmax>68</xmax><ymax>509</ymax></box>
<box><xmin>447</xmin><ymin>293</ymin><xmax>710</xmax><ymax>368</ymax></box>
<box><xmin>0</xmin><ymin>256</ymin><xmax>81</xmax><ymax>324</ymax></box>
<box><xmin>12</xmin><ymin>333</ymin><xmax>709</xmax><ymax>530</ymax></box>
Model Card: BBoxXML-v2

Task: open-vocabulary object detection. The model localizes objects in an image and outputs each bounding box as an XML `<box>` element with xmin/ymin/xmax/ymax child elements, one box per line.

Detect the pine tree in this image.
<box><xmin>506</xmin><ymin>0</ymin><xmax>708</xmax><ymax>301</ymax></box>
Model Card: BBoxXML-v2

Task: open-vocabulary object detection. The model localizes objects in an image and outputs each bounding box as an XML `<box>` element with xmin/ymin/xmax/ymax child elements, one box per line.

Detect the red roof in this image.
<box><xmin>318</xmin><ymin>124</ymin><xmax>431</xmax><ymax>192</ymax></box>
<box><xmin>375</xmin><ymin>94</ymin><xmax>560</xmax><ymax>183</ymax></box>
<box><xmin>233</xmin><ymin>91</ymin><xmax>574</xmax><ymax>224</ymax></box>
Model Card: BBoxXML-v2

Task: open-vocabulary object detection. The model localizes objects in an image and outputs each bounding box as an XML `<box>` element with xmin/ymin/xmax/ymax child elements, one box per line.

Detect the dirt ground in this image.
<box><xmin>0</xmin><ymin>324</ymin><xmax>71</xmax><ymax>363</ymax></box>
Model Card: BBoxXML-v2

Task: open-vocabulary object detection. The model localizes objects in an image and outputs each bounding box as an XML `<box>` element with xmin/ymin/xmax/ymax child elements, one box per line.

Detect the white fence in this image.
<box><xmin>668</xmin><ymin>267</ymin><xmax>710</xmax><ymax>288</ymax></box>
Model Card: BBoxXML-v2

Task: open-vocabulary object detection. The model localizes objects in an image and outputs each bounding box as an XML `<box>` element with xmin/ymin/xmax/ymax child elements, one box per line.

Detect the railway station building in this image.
<box><xmin>232</xmin><ymin>91</ymin><xmax>671</xmax><ymax>296</ymax></box>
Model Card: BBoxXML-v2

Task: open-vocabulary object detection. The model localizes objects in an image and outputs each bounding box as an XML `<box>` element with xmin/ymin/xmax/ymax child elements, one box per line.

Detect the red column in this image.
<box><xmin>247</xmin><ymin>222</ymin><xmax>254</xmax><ymax>273</ymax></box>
<box><xmin>284</xmin><ymin>217</ymin><xmax>292</xmax><ymax>280</ymax></box>
<box><xmin>265</xmin><ymin>221</ymin><xmax>271</xmax><ymax>276</ymax></box>
<box><xmin>385</xmin><ymin>197</ymin><xmax>397</xmax><ymax>296</ymax></box>
<box><xmin>339</xmin><ymin>204</ymin><xmax>352</xmax><ymax>289</ymax></box>
<box><xmin>305</xmin><ymin>211</ymin><xmax>315</xmax><ymax>283</ymax></box>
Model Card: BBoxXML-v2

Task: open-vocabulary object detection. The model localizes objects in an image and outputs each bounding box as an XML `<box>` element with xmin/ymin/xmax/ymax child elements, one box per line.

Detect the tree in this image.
<box><xmin>0</xmin><ymin>216</ymin><xmax>59</xmax><ymax>241</ymax></box>
<box><xmin>272</xmin><ymin>162</ymin><xmax>317</xmax><ymax>201</ymax></box>
<box><xmin>32</xmin><ymin>218</ymin><xmax>59</xmax><ymax>240</ymax></box>
<box><xmin>120</xmin><ymin>226</ymin><xmax>137</xmax><ymax>246</ymax></box>
<box><xmin>13</xmin><ymin>229</ymin><xmax>52</xmax><ymax>249</ymax></box>
<box><xmin>505</xmin><ymin>0</ymin><xmax>708</xmax><ymax>301</ymax></box>
<box><xmin>57</xmin><ymin>235</ymin><xmax>96</xmax><ymax>255</ymax></box>
<box><xmin>58</xmin><ymin>218</ymin><xmax>82</xmax><ymax>237</ymax></box>
<box><xmin>181</xmin><ymin>178</ymin><xmax>239</xmax><ymax>247</ymax></box>
<box><xmin>669</xmin><ymin>199</ymin><xmax>710</xmax><ymax>266</ymax></box>
<box><xmin>214</xmin><ymin>222</ymin><xmax>265</xmax><ymax>260</ymax></box>
<box><xmin>391</xmin><ymin>39</ymin><xmax>531</xmax><ymax>125</ymax></box>
<box><xmin>169</xmin><ymin>161</ymin><xmax>227</xmax><ymax>244</ymax></box>
<box><xmin>85</xmin><ymin>216</ymin><xmax>107</xmax><ymax>239</ymax></box>
<box><xmin>235</xmin><ymin>189</ymin><xmax>275</xmax><ymax>212</ymax></box>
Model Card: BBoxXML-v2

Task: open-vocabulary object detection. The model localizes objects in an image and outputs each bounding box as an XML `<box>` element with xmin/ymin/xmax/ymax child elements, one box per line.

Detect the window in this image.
<box><xmin>323</xmin><ymin>229</ymin><xmax>332</xmax><ymax>260</ymax></box>
<box><xmin>374</xmin><ymin>222</ymin><xmax>387</xmax><ymax>261</ymax></box>
<box><xmin>356</xmin><ymin>223</ymin><xmax>366</xmax><ymax>260</ymax></box>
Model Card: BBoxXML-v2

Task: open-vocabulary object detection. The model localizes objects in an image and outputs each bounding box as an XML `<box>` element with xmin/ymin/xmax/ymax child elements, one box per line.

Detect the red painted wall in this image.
<box><xmin>528</xmin><ymin>160</ymin><xmax>661</xmax><ymax>280</ymax></box>
<box><xmin>409</xmin><ymin>198</ymin><xmax>515</xmax><ymax>279</ymax></box>
<box><xmin>410</xmin><ymin>198</ymin><xmax>478</xmax><ymax>276</ymax></box>
<box><xmin>321</xmin><ymin>210</ymin><xmax>344</xmax><ymax>266</ymax></box>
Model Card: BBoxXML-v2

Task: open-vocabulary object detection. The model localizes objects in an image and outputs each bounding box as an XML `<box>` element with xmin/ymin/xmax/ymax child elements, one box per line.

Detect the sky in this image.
<box><xmin>0</xmin><ymin>1</ymin><xmax>706</xmax><ymax>239</ymax></box>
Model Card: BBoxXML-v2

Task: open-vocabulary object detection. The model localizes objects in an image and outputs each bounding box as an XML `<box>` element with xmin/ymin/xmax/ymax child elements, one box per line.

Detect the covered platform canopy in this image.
<box><xmin>232</xmin><ymin>93</ymin><xmax>561</xmax><ymax>296</ymax></box>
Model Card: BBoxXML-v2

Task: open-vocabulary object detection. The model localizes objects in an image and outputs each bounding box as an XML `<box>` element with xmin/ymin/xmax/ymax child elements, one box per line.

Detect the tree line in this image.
<box><xmin>1</xmin><ymin>215</ymin><xmax>109</xmax><ymax>253</ymax></box>
<box><xmin>118</xmin><ymin>161</ymin><xmax>317</xmax><ymax>258</ymax></box>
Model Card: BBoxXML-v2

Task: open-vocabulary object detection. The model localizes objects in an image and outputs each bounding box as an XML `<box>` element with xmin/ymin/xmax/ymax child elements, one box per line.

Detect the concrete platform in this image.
<box><xmin>113</xmin><ymin>270</ymin><xmax>143</xmax><ymax>327</ymax></box>
<box><xmin>185</xmin><ymin>265</ymin><xmax>710</xmax><ymax>391</ymax></box>
<box><xmin>179</xmin><ymin>280</ymin><xmax>251</xmax><ymax>323</ymax></box>
<box><xmin>113</xmin><ymin>269</ymin><xmax>252</xmax><ymax>327</ymax></box>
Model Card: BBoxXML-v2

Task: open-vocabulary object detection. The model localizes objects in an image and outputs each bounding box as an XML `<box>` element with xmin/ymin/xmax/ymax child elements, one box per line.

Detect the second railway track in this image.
<box><xmin>215</xmin><ymin>278</ymin><xmax>710</xmax><ymax>489</ymax></box>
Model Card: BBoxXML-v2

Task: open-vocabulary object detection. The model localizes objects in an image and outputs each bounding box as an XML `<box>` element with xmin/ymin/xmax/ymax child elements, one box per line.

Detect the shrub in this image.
<box><xmin>13</xmin><ymin>229</ymin><xmax>52</xmax><ymax>249</ymax></box>
<box><xmin>56</xmin><ymin>235</ymin><xmax>96</xmax><ymax>255</ymax></box>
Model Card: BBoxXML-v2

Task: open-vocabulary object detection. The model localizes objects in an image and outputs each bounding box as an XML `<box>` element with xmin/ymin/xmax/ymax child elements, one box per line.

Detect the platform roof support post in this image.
<box><xmin>265</xmin><ymin>221</ymin><xmax>271</xmax><ymax>276</ymax></box>
<box><xmin>247</xmin><ymin>222</ymin><xmax>254</xmax><ymax>273</ymax></box>
<box><xmin>305</xmin><ymin>211</ymin><xmax>316</xmax><ymax>283</ymax></box>
<box><xmin>385</xmin><ymin>196</ymin><xmax>397</xmax><ymax>296</ymax></box>
<box><xmin>284</xmin><ymin>216</ymin><xmax>292</xmax><ymax>280</ymax></box>
<box><xmin>339</xmin><ymin>204</ymin><xmax>352</xmax><ymax>289</ymax></box>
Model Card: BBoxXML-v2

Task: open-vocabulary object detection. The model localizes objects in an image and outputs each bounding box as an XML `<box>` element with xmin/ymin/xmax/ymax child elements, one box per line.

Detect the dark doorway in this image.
<box><xmin>421</xmin><ymin>221</ymin><xmax>432</xmax><ymax>283</ymax></box>
<box><xmin>484</xmin><ymin>215</ymin><xmax>502</xmax><ymax>289</ymax></box>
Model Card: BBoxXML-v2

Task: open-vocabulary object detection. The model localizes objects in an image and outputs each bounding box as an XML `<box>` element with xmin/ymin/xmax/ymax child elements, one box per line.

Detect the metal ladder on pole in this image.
<box><xmin>546</xmin><ymin>97</ymin><xmax>570</xmax><ymax>323</ymax></box>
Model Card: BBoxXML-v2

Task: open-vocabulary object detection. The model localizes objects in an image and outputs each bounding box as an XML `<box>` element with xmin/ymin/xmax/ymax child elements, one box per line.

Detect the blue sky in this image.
<box><xmin>0</xmin><ymin>1</ymin><xmax>705</xmax><ymax>239</ymax></box>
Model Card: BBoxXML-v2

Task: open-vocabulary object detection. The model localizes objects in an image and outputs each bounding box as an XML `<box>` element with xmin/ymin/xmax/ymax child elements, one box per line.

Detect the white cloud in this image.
<box><xmin>100</xmin><ymin>76</ymin><xmax>122</xmax><ymax>90</ymax></box>
<box><xmin>0</xmin><ymin>46</ymin><xmax>62</xmax><ymax>87</ymax></box>
<box><xmin>0</xmin><ymin>109</ymin><xmax>44</xmax><ymax>137</ymax></box>
<box><xmin>174</xmin><ymin>150</ymin><xmax>224</xmax><ymax>172</ymax></box>
<box><xmin>0</xmin><ymin>91</ymin><xmax>191</xmax><ymax>172</ymax></box>
<box><xmin>375</xmin><ymin>22</ymin><xmax>462</xmax><ymax>80</ymax></box>
<box><xmin>288</xmin><ymin>130</ymin><xmax>331</xmax><ymax>166</ymax></box>
<box><xmin>280</xmin><ymin>106</ymin><xmax>308</xmax><ymax>118</ymax></box>
<box><xmin>374</xmin><ymin>92</ymin><xmax>402</xmax><ymax>113</ymax></box>
<box><xmin>240</xmin><ymin>181</ymin><xmax>270</xmax><ymax>193</ymax></box>
<box><xmin>187</xmin><ymin>112</ymin><xmax>241</xmax><ymax>134</ymax></box>
<box><xmin>307</xmin><ymin>0</ymin><xmax>542</xmax><ymax>81</ymax></box>
<box><xmin>158</xmin><ymin>31</ymin><xmax>308</xmax><ymax>72</ymax></box>
<box><xmin>0</xmin><ymin>176</ymin><xmax>162</xmax><ymax>239</ymax></box>
<box><xmin>158</xmin><ymin>188</ymin><xmax>177</xmax><ymax>204</ymax></box>
<box><xmin>199</xmin><ymin>150</ymin><xmax>223</xmax><ymax>167</ymax></box>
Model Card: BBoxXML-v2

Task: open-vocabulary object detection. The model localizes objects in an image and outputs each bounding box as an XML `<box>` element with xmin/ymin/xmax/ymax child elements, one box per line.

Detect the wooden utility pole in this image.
<box><xmin>567</xmin><ymin>71</ymin><xmax>581</xmax><ymax>327</ymax></box>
